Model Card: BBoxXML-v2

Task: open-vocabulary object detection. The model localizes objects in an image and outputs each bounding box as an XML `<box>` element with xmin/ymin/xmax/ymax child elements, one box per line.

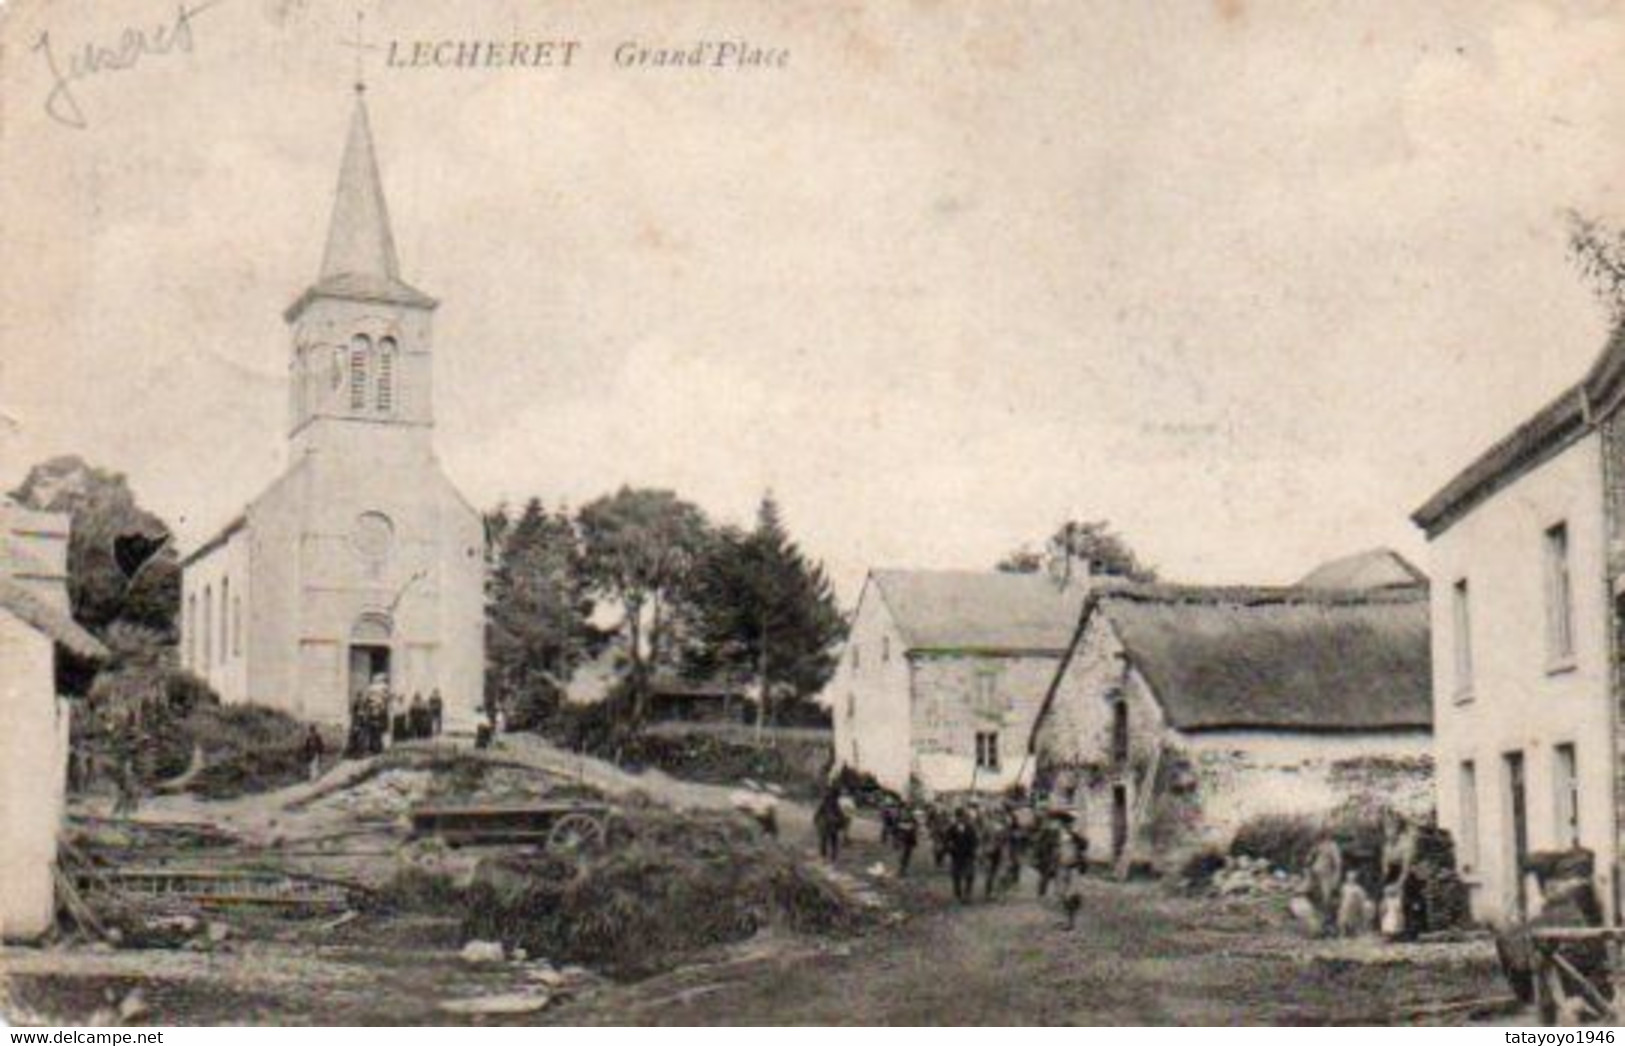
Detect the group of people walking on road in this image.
<box><xmin>814</xmin><ymin>776</ymin><xmax>1093</xmax><ymax>928</ymax></box>
<box><xmin>345</xmin><ymin>675</ymin><xmax>445</xmax><ymax>758</ymax></box>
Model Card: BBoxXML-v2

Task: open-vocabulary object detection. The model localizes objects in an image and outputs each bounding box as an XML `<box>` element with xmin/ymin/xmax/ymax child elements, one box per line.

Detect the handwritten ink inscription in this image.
<box><xmin>34</xmin><ymin>0</ymin><xmax>224</xmax><ymax>130</ymax></box>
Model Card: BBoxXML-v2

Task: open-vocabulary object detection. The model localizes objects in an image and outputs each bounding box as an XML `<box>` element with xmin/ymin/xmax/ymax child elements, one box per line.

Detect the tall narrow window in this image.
<box><xmin>203</xmin><ymin>584</ymin><xmax>214</xmax><ymax>669</ymax></box>
<box><xmin>232</xmin><ymin>594</ymin><xmax>243</xmax><ymax>658</ymax></box>
<box><xmin>220</xmin><ymin>578</ymin><xmax>230</xmax><ymax>663</ymax></box>
<box><xmin>1452</xmin><ymin>578</ymin><xmax>1473</xmax><ymax>698</ymax></box>
<box><xmin>1545</xmin><ymin>523</ymin><xmax>1575</xmax><ymax>665</ymax></box>
<box><xmin>1459</xmin><ymin>760</ymin><xmax>1479</xmax><ymax>874</ymax></box>
<box><xmin>376</xmin><ymin>337</ymin><xmax>396</xmax><ymax>413</ymax></box>
<box><xmin>1111</xmin><ymin>697</ymin><xmax>1130</xmax><ymax>765</ymax></box>
<box><xmin>186</xmin><ymin>594</ymin><xmax>197</xmax><ymax>668</ymax></box>
<box><xmin>1555</xmin><ymin>743</ymin><xmax>1580</xmax><ymax>848</ymax></box>
<box><xmin>349</xmin><ymin>334</ymin><xmax>371</xmax><ymax>411</ymax></box>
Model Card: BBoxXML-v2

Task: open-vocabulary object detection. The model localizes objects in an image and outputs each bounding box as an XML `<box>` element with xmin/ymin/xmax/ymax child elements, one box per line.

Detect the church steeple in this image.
<box><xmin>285</xmin><ymin>87</ymin><xmax>437</xmax><ymax>450</ymax></box>
<box><xmin>285</xmin><ymin>88</ymin><xmax>434</xmax><ymax>322</ymax></box>
<box><xmin>321</xmin><ymin>88</ymin><xmax>400</xmax><ymax>283</ymax></box>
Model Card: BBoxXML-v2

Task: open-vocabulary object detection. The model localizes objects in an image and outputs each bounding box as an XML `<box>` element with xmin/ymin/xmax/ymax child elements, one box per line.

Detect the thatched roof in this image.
<box><xmin>1049</xmin><ymin>582</ymin><xmax>1430</xmax><ymax>734</ymax></box>
<box><xmin>869</xmin><ymin>569</ymin><xmax>1088</xmax><ymax>654</ymax></box>
<box><xmin>1297</xmin><ymin>548</ymin><xmax>1427</xmax><ymax>590</ymax></box>
<box><xmin>0</xmin><ymin>577</ymin><xmax>108</xmax><ymax>660</ymax></box>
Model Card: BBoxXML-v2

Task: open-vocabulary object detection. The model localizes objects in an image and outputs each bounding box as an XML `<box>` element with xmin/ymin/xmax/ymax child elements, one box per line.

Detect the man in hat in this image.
<box><xmin>945</xmin><ymin>806</ymin><xmax>980</xmax><ymax>903</ymax></box>
<box><xmin>894</xmin><ymin>803</ymin><xmax>921</xmax><ymax>876</ymax></box>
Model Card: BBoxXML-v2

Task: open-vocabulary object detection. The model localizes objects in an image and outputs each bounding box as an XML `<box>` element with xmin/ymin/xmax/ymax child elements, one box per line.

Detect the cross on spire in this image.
<box><xmin>338</xmin><ymin>10</ymin><xmax>379</xmax><ymax>93</ymax></box>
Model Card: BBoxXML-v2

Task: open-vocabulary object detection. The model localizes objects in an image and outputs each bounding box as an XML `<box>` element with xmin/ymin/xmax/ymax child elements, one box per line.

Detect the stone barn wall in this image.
<box><xmin>909</xmin><ymin>651</ymin><xmax>1061</xmax><ymax>793</ymax></box>
<box><xmin>1033</xmin><ymin>610</ymin><xmax>1436</xmax><ymax>865</ymax></box>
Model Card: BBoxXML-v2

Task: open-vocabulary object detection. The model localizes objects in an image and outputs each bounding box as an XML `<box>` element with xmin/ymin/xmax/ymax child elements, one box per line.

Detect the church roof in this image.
<box><xmin>285</xmin><ymin>89</ymin><xmax>435</xmax><ymax>321</ymax></box>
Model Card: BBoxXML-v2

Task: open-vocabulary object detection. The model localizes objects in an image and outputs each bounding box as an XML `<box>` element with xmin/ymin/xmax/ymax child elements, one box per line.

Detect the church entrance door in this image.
<box><xmin>350</xmin><ymin>644</ymin><xmax>391</xmax><ymax>698</ymax></box>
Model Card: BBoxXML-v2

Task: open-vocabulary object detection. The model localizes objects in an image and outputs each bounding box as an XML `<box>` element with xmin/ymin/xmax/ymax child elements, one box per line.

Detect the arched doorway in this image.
<box><xmin>349</xmin><ymin>611</ymin><xmax>394</xmax><ymax>701</ymax></box>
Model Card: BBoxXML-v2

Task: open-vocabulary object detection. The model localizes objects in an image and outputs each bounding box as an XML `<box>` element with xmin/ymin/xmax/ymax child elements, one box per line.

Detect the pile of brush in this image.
<box><xmin>463</xmin><ymin>800</ymin><xmax>877</xmax><ymax>978</ymax></box>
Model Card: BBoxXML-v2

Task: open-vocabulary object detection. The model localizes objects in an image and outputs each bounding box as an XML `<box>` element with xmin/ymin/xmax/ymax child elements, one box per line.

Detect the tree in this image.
<box><xmin>682</xmin><ymin>494</ymin><xmax>847</xmax><ymax>731</ymax></box>
<box><xmin>1567</xmin><ymin>210</ymin><xmax>1625</xmax><ymax>326</ymax></box>
<box><xmin>484</xmin><ymin>499</ymin><xmax>597</xmax><ymax>729</ymax></box>
<box><xmin>11</xmin><ymin>455</ymin><xmax>180</xmax><ymax>693</ymax></box>
<box><xmin>576</xmin><ymin>487</ymin><xmax>710</xmax><ymax>723</ymax></box>
<box><xmin>996</xmin><ymin>519</ymin><xmax>1157</xmax><ymax>582</ymax></box>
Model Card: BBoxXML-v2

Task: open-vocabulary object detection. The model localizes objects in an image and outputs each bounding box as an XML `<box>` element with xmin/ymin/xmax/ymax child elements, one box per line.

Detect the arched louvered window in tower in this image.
<box><xmin>349</xmin><ymin>335</ymin><xmax>372</xmax><ymax>411</ymax></box>
<box><xmin>377</xmin><ymin>337</ymin><xmax>397</xmax><ymax>413</ymax></box>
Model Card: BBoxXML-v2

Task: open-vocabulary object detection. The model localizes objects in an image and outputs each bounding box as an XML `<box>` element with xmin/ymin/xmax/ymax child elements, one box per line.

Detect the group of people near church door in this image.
<box><xmin>345</xmin><ymin>675</ymin><xmax>444</xmax><ymax>757</ymax></box>
<box><xmin>814</xmin><ymin>773</ymin><xmax>1092</xmax><ymax>929</ymax></box>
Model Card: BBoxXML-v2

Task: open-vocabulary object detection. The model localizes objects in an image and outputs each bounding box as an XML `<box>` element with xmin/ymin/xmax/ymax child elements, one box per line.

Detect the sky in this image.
<box><xmin>4</xmin><ymin>0</ymin><xmax>1625</xmax><ymax>603</ymax></box>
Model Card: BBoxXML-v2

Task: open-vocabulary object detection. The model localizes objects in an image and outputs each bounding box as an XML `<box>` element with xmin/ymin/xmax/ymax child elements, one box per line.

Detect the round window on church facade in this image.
<box><xmin>351</xmin><ymin>511</ymin><xmax>395</xmax><ymax>562</ymax></box>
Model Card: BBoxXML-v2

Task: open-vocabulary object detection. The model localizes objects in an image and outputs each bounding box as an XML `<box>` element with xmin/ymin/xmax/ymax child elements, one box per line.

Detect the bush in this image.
<box><xmin>1229</xmin><ymin>813</ymin><xmax>1321</xmax><ymax>872</ymax></box>
<box><xmin>1229</xmin><ymin>801</ymin><xmax>1400</xmax><ymax>880</ymax></box>
<box><xmin>462</xmin><ymin>805</ymin><xmax>874</xmax><ymax>978</ymax></box>
<box><xmin>179</xmin><ymin>704</ymin><xmax>319</xmax><ymax>799</ymax></box>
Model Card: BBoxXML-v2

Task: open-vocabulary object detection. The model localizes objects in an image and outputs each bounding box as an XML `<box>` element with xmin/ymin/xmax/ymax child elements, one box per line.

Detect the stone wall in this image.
<box><xmin>909</xmin><ymin>651</ymin><xmax>1060</xmax><ymax>793</ymax></box>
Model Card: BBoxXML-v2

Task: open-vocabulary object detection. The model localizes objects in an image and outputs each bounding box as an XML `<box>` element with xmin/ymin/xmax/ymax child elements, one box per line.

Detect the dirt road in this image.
<box><xmin>557</xmin><ymin>870</ymin><xmax>1513</xmax><ymax>1026</ymax></box>
<box><xmin>12</xmin><ymin>739</ymin><xmax>1514</xmax><ymax>1026</ymax></box>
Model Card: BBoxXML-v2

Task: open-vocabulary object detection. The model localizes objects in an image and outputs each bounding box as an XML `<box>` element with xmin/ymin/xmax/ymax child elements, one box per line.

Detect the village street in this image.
<box><xmin>557</xmin><ymin>850</ymin><xmax>1513</xmax><ymax>1026</ymax></box>
<box><xmin>3</xmin><ymin>732</ymin><xmax>1513</xmax><ymax>1027</ymax></box>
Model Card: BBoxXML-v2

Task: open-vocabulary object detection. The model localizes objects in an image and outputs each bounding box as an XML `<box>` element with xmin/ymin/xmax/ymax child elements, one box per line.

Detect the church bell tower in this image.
<box><xmin>284</xmin><ymin>86</ymin><xmax>438</xmax><ymax>463</ymax></box>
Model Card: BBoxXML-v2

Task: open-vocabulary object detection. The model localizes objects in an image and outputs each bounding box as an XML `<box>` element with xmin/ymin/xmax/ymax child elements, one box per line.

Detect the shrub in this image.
<box><xmin>462</xmin><ymin>806</ymin><xmax>875</xmax><ymax>978</ymax></box>
<box><xmin>1229</xmin><ymin>813</ymin><xmax>1321</xmax><ymax>872</ymax></box>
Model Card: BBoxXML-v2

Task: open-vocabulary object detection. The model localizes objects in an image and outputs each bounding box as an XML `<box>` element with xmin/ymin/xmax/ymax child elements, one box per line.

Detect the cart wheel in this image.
<box><xmin>547</xmin><ymin>813</ymin><xmax>606</xmax><ymax>856</ymax></box>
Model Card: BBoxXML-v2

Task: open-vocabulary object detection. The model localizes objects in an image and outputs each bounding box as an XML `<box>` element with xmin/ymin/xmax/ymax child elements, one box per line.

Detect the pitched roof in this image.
<box><xmin>869</xmin><ymin>569</ymin><xmax>1088</xmax><ymax>654</ymax></box>
<box><xmin>1042</xmin><ymin>582</ymin><xmax>1430</xmax><ymax>735</ymax></box>
<box><xmin>0</xmin><ymin>577</ymin><xmax>108</xmax><ymax>660</ymax></box>
<box><xmin>285</xmin><ymin>90</ymin><xmax>435</xmax><ymax>320</ymax></box>
<box><xmin>1413</xmin><ymin>324</ymin><xmax>1625</xmax><ymax>537</ymax></box>
<box><xmin>1296</xmin><ymin>548</ymin><xmax>1427</xmax><ymax>590</ymax></box>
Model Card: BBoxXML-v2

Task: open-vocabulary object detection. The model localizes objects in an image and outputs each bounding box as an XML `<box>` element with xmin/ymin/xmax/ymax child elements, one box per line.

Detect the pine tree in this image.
<box><xmin>684</xmin><ymin>493</ymin><xmax>845</xmax><ymax>730</ymax></box>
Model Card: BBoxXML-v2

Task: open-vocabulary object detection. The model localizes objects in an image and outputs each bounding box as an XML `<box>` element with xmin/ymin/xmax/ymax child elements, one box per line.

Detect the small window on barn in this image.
<box><xmin>975</xmin><ymin>731</ymin><xmax>1000</xmax><ymax>772</ymax></box>
<box><xmin>232</xmin><ymin>594</ymin><xmax>243</xmax><ymax>658</ymax></box>
<box><xmin>1452</xmin><ymin>578</ymin><xmax>1473</xmax><ymax>699</ymax></box>
<box><xmin>1458</xmin><ymin>760</ymin><xmax>1478</xmax><ymax>874</ymax></box>
<box><xmin>882</xmin><ymin>636</ymin><xmax>890</xmax><ymax>662</ymax></box>
<box><xmin>1545</xmin><ymin>523</ymin><xmax>1575</xmax><ymax>667</ymax></box>
<box><xmin>845</xmin><ymin>692</ymin><xmax>855</xmax><ymax>721</ymax></box>
<box><xmin>220</xmin><ymin>577</ymin><xmax>230</xmax><ymax>663</ymax></box>
<box><xmin>851</xmin><ymin>644</ymin><xmax>860</xmax><ymax>671</ymax></box>
<box><xmin>1111</xmin><ymin>697</ymin><xmax>1129</xmax><ymax>765</ymax></box>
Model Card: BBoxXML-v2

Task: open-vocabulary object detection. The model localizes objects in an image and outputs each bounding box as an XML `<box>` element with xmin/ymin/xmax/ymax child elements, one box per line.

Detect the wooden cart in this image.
<box><xmin>409</xmin><ymin>800</ymin><xmax>617</xmax><ymax>854</ymax></box>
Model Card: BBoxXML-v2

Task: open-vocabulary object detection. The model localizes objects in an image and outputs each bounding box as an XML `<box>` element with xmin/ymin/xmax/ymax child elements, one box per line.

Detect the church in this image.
<box><xmin>181</xmin><ymin>88</ymin><xmax>485</xmax><ymax>732</ymax></box>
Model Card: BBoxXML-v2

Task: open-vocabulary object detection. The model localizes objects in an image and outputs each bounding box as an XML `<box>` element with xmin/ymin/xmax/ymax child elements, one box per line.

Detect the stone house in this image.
<box><xmin>181</xmin><ymin>89</ymin><xmax>485</xmax><ymax>731</ymax></box>
<box><xmin>1028</xmin><ymin>580</ymin><xmax>1433</xmax><ymax>869</ymax></box>
<box><xmin>1413</xmin><ymin>325</ymin><xmax>1625</xmax><ymax>925</ymax></box>
<box><xmin>827</xmin><ymin>569</ymin><xmax>1088</xmax><ymax>794</ymax></box>
<box><xmin>0</xmin><ymin>500</ymin><xmax>107</xmax><ymax>942</ymax></box>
